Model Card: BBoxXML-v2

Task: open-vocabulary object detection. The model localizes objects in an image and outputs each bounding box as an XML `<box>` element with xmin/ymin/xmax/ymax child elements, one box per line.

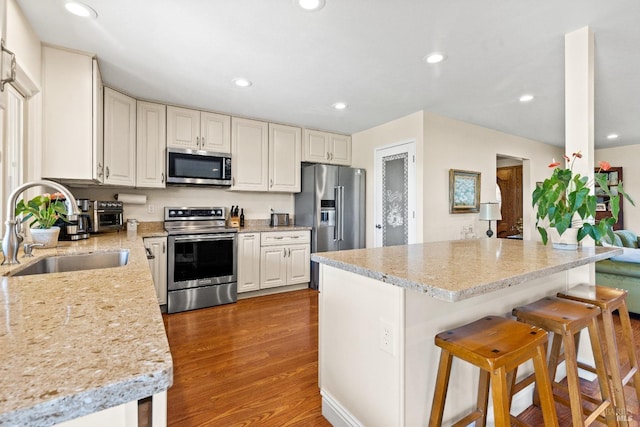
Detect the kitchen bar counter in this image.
<box><xmin>0</xmin><ymin>232</ymin><xmax>173</xmax><ymax>426</ymax></box>
<box><xmin>311</xmin><ymin>238</ymin><xmax>621</xmax><ymax>301</ymax></box>
<box><xmin>313</xmin><ymin>239</ymin><xmax>622</xmax><ymax>426</ymax></box>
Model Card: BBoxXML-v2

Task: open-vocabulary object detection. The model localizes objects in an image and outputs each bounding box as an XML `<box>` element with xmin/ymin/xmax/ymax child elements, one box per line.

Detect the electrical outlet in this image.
<box><xmin>147</xmin><ymin>204</ymin><xmax>155</xmax><ymax>214</ymax></box>
<box><xmin>379</xmin><ymin>319</ymin><xmax>395</xmax><ymax>355</ymax></box>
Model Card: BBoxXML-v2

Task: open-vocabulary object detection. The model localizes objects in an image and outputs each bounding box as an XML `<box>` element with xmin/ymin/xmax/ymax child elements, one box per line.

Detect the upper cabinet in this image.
<box><xmin>42</xmin><ymin>45</ymin><xmax>104</xmax><ymax>183</ymax></box>
<box><xmin>302</xmin><ymin>129</ymin><xmax>352</xmax><ymax>166</ymax></box>
<box><xmin>103</xmin><ymin>87</ymin><xmax>136</xmax><ymax>186</ymax></box>
<box><xmin>137</xmin><ymin>101</ymin><xmax>166</xmax><ymax>188</ymax></box>
<box><xmin>231</xmin><ymin>118</ymin><xmax>301</xmax><ymax>193</ymax></box>
<box><xmin>269</xmin><ymin>123</ymin><xmax>301</xmax><ymax>192</ymax></box>
<box><xmin>231</xmin><ymin>117</ymin><xmax>269</xmax><ymax>191</ymax></box>
<box><xmin>167</xmin><ymin>106</ymin><xmax>231</xmax><ymax>153</ymax></box>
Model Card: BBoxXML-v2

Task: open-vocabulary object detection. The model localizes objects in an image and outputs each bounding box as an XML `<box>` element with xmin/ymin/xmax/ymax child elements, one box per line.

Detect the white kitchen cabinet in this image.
<box><xmin>231</xmin><ymin>117</ymin><xmax>269</xmax><ymax>191</ymax></box>
<box><xmin>167</xmin><ymin>106</ymin><xmax>231</xmax><ymax>153</ymax></box>
<box><xmin>144</xmin><ymin>236</ymin><xmax>167</xmax><ymax>305</ymax></box>
<box><xmin>104</xmin><ymin>87</ymin><xmax>136</xmax><ymax>186</ymax></box>
<box><xmin>232</xmin><ymin>119</ymin><xmax>301</xmax><ymax>193</ymax></box>
<box><xmin>136</xmin><ymin>101</ymin><xmax>166</xmax><ymax>188</ymax></box>
<box><xmin>269</xmin><ymin>123</ymin><xmax>301</xmax><ymax>192</ymax></box>
<box><xmin>259</xmin><ymin>230</ymin><xmax>310</xmax><ymax>289</ymax></box>
<box><xmin>302</xmin><ymin>129</ymin><xmax>352</xmax><ymax>166</ymax></box>
<box><xmin>42</xmin><ymin>46</ymin><xmax>104</xmax><ymax>183</ymax></box>
<box><xmin>237</xmin><ymin>233</ymin><xmax>261</xmax><ymax>293</ymax></box>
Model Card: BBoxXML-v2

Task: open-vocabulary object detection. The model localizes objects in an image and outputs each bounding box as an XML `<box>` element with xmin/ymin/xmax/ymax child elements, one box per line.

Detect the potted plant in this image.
<box><xmin>15</xmin><ymin>192</ymin><xmax>69</xmax><ymax>248</ymax></box>
<box><xmin>532</xmin><ymin>152</ymin><xmax>635</xmax><ymax>248</ymax></box>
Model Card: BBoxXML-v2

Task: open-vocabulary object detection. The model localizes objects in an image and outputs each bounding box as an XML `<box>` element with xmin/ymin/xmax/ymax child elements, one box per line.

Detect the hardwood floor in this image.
<box><xmin>163</xmin><ymin>289</ymin><xmax>330</xmax><ymax>426</ymax></box>
<box><xmin>163</xmin><ymin>289</ymin><xmax>640</xmax><ymax>426</ymax></box>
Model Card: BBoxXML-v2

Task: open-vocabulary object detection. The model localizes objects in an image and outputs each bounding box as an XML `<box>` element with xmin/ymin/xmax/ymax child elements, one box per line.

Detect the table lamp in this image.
<box><xmin>479</xmin><ymin>202</ymin><xmax>502</xmax><ymax>238</ymax></box>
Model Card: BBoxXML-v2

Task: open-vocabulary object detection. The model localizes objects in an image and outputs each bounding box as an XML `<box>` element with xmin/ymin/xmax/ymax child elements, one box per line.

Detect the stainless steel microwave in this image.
<box><xmin>166</xmin><ymin>147</ymin><xmax>232</xmax><ymax>186</ymax></box>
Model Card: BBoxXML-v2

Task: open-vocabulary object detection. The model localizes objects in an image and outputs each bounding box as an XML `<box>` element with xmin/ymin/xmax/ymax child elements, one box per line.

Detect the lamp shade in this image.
<box><xmin>479</xmin><ymin>202</ymin><xmax>502</xmax><ymax>221</ymax></box>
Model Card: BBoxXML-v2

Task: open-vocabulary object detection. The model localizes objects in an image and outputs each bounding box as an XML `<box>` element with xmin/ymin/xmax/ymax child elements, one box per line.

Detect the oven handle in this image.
<box><xmin>173</xmin><ymin>233</ymin><xmax>236</xmax><ymax>242</ymax></box>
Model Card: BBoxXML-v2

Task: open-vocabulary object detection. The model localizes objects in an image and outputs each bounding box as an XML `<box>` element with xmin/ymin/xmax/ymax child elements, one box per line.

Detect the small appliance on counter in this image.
<box><xmin>269</xmin><ymin>210</ymin><xmax>290</xmax><ymax>227</ymax></box>
<box><xmin>56</xmin><ymin>198</ymin><xmax>91</xmax><ymax>241</ymax></box>
<box><xmin>87</xmin><ymin>200</ymin><xmax>124</xmax><ymax>233</ymax></box>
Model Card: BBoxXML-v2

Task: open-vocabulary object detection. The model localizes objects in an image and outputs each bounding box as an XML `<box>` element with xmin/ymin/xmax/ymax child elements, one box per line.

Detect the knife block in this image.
<box><xmin>229</xmin><ymin>216</ymin><xmax>240</xmax><ymax>228</ymax></box>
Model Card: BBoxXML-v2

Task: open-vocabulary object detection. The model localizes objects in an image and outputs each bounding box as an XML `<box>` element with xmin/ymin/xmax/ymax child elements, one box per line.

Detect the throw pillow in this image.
<box><xmin>610</xmin><ymin>247</ymin><xmax>640</xmax><ymax>263</ymax></box>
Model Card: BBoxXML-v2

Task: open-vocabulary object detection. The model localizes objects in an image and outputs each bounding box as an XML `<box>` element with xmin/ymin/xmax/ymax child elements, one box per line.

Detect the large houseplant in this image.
<box><xmin>532</xmin><ymin>152</ymin><xmax>635</xmax><ymax>246</ymax></box>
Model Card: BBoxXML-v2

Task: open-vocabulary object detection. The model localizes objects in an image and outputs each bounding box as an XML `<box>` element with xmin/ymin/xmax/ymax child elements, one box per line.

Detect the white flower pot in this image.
<box><xmin>548</xmin><ymin>227</ymin><xmax>579</xmax><ymax>250</ymax></box>
<box><xmin>30</xmin><ymin>226</ymin><xmax>61</xmax><ymax>248</ymax></box>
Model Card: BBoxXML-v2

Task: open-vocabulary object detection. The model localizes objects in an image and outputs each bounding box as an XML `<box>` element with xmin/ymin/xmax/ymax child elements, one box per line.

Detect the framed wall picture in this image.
<box><xmin>608</xmin><ymin>170</ymin><xmax>619</xmax><ymax>185</ymax></box>
<box><xmin>449</xmin><ymin>169</ymin><xmax>481</xmax><ymax>213</ymax></box>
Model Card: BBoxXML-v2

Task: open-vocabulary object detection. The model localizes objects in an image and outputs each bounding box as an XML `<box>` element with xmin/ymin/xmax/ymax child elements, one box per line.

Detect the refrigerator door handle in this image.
<box><xmin>338</xmin><ymin>186</ymin><xmax>345</xmax><ymax>241</ymax></box>
<box><xmin>334</xmin><ymin>186</ymin><xmax>340</xmax><ymax>241</ymax></box>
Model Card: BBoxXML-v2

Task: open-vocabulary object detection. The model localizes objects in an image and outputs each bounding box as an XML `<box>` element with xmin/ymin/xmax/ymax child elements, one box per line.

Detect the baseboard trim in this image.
<box><xmin>321</xmin><ymin>390</ymin><xmax>362</xmax><ymax>427</ymax></box>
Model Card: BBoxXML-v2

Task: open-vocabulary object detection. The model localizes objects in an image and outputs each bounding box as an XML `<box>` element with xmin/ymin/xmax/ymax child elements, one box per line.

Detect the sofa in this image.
<box><xmin>596</xmin><ymin>230</ymin><xmax>640</xmax><ymax>314</ymax></box>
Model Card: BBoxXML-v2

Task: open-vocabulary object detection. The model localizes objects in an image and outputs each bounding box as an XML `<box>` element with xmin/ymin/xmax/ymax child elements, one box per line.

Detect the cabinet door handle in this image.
<box><xmin>270</xmin><ymin>179</ymin><xmax>273</xmax><ymax>188</ymax></box>
<box><xmin>201</xmin><ymin>136</ymin><xmax>205</xmax><ymax>147</ymax></box>
<box><xmin>162</xmin><ymin>242</ymin><xmax>165</xmax><ymax>253</ymax></box>
<box><xmin>106</xmin><ymin>166</ymin><xmax>110</xmax><ymax>178</ymax></box>
<box><xmin>196</xmin><ymin>136</ymin><xmax>200</xmax><ymax>147</ymax></box>
<box><xmin>161</xmin><ymin>172</ymin><xmax>165</xmax><ymax>183</ymax></box>
<box><xmin>287</xmin><ymin>248</ymin><xmax>291</xmax><ymax>257</ymax></box>
<box><xmin>326</xmin><ymin>152</ymin><xmax>330</xmax><ymax>160</ymax></box>
<box><xmin>97</xmin><ymin>162</ymin><xmax>104</xmax><ymax>178</ymax></box>
<box><xmin>283</xmin><ymin>248</ymin><xmax>287</xmax><ymax>257</ymax></box>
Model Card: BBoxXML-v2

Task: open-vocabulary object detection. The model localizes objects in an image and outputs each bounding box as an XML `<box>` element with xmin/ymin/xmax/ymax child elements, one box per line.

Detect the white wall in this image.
<box><xmin>354</xmin><ymin>110</ymin><xmax>563</xmax><ymax>246</ymax></box>
<box><xmin>352</xmin><ymin>111</ymin><xmax>424</xmax><ymax>247</ymax></box>
<box><xmin>5</xmin><ymin>0</ymin><xmax>41</xmax><ymax>86</ymax></box>
<box><xmin>595</xmin><ymin>144</ymin><xmax>640</xmax><ymax>232</ymax></box>
<box><xmin>69</xmin><ymin>186</ymin><xmax>294</xmax><ymax>223</ymax></box>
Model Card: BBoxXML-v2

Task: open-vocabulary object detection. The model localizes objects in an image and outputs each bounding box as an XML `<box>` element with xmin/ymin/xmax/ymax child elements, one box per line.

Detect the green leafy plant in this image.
<box><xmin>532</xmin><ymin>152</ymin><xmax>635</xmax><ymax>245</ymax></box>
<box><xmin>15</xmin><ymin>192</ymin><xmax>68</xmax><ymax>229</ymax></box>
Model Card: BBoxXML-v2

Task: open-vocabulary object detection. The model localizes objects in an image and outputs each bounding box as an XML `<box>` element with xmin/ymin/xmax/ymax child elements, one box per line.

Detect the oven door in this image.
<box><xmin>167</xmin><ymin>233</ymin><xmax>237</xmax><ymax>291</ymax></box>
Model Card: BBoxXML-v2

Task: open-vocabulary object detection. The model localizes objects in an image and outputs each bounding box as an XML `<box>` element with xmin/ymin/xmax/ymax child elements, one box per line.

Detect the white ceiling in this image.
<box><xmin>16</xmin><ymin>0</ymin><xmax>640</xmax><ymax>148</ymax></box>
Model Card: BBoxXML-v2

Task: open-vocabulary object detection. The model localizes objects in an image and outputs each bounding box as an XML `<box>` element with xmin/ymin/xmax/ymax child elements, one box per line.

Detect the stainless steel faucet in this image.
<box><xmin>2</xmin><ymin>180</ymin><xmax>80</xmax><ymax>265</ymax></box>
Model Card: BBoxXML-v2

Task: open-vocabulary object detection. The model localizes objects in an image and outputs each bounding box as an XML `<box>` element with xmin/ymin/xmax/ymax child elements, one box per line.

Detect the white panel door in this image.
<box><xmin>231</xmin><ymin>117</ymin><xmax>268</xmax><ymax>191</ymax></box>
<box><xmin>201</xmin><ymin>112</ymin><xmax>231</xmax><ymax>153</ymax></box>
<box><xmin>260</xmin><ymin>246</ymin><xmax>287</xmax><ymax>289</ymax></box>
<box><xmin>287</xmin><ymin>244</ymin><xmax>310</xmax><ymax>284</ymax></box>
<box><xmin>167</xmin><ymin>106</ymin><xmax>199</xmax><ymax>149</ymax></box>
<box><xmin>303</xmin><ymin>129</ymin><xmax>329</xmax><ymax>163</ymax></box>
<box><xmin>238</xmin><ymin>233</ymin><xmax>261</xmax><ymax>293</ymax></box>
<box><xmin>104</xmin><ymin>88</ymin><xmax>136</xmax><ymax>186</ymax></box>
<box><xmin>269</xmin><ymin>123</ymin><xmax>301</xmax><ymax>192</ymax></box>
<box><xmin>330</xmin><ymin>134</ymin><xmax>352</xmax><ymax>166</ymax></box>
<box><xmin>136</xmin><ymin>101</ymin><xmax>166</xmax><ymax>188</ymax></box>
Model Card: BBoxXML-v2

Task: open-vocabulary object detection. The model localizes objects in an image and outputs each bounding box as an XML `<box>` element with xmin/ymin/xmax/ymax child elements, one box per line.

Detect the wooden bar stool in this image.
<box><xmin>429</xmin><ymin>315</ymin><xmax>558</xmax><ymax>427</ymax></box>
<box><xmin>557</xmin><ymin>284</ymin><xmax>640</xmax><ymax>426</ymax></box>
<box><xmin>512</xmin><ymin>297</ymin><xmax>617</xmax><ymax>427</ymax></box>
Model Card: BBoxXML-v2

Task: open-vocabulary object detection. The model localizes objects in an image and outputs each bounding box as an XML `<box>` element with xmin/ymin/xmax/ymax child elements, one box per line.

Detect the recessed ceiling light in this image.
<box><xmin>519</xmin><ymin>94</ymin><xmax>535</xmax><ymax>103</ymax></box>
<box><xmin>424</xmin><ymin>52</ymin><xmax>446</xmax><ymax>64</ymax></box>
<box><xmin>232</xmin><ymin>78</ymin><xmax>252</xmax><ymax>88</ymax></box>
<box><xmin>64</xmin><ymin>1</ymin><xmax>97</xmax><ymax>18</ymax></box>
<box><xmin>297</xmin><ymin>0</ymin><xmax>326</xmax><ymax>11</ymax></box>
<box><xmin>607</xmin><ymin>133</ymin><xmax>619</xmax><ymax>140</ymax></box>
<box><xmin>333</xmin><ymin>102</ymin><xmax>347</xmax><ymax>110</ymax></box>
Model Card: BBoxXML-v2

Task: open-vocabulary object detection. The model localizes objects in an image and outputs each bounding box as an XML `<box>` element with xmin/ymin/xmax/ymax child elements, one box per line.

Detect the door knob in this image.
<box><xmin>375</xmin><ymin>224</ymin><xmax>382</xmax><ymax>229</ymax></box>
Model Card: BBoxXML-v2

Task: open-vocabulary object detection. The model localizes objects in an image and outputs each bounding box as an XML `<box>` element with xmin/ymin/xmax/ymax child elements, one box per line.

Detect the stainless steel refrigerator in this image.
<box><xmin>295</xmin><ymin>164</ymin><xmax>366</xmax><ymax>289</ymax></box>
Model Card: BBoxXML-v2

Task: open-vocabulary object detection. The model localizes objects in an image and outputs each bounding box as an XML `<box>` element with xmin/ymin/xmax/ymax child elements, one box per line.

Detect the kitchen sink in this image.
<box><xmin>8</xmin><ymin>250</ymin><xmax>129</xmax><ymax>277</ymax></box>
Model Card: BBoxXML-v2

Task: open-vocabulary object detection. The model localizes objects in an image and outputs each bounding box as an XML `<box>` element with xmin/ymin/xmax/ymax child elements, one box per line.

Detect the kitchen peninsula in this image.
<box><xmin>312</xmin><ymin>239</ymin><xmax>621</xmax><ymax>427</ymax></box>
<box><xmin>0</xmin><ymin>233</ymin><xmax>172</xmax><ymax>426</ymax></box>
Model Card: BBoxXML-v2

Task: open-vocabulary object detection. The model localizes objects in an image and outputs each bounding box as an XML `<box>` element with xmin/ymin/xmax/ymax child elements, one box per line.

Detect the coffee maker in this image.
<box><xmin>56</xmin><ymin>198</ymin><xmax>91</xmax><ymax>241</ymax></box>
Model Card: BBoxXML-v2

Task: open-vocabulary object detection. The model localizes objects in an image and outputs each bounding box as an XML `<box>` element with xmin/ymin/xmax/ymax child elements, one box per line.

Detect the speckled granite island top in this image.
<box><xmin>0</xmin><ymin>233</ymin><xmax>173</xmax><ymax>426</ymax></box>
<box><xmin>311</xmin><ymin>239</ymin><xmax>622</xmax><ymax>302</ymax></box>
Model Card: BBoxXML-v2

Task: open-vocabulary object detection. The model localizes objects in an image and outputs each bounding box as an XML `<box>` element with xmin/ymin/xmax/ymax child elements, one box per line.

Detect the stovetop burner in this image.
<box><xmin>164</xmin><ymin>207</ymin><xmax>237</xmax><ymax>235</ymax></box>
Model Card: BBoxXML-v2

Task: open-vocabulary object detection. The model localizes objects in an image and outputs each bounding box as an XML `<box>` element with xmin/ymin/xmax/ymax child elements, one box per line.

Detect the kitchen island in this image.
<box><xmin>0</xmin><ymin>232</ymin><xmax>172</xmax><ymax>426</ymax></box>
<box><xmin>312</xmin><ymin>239</ymin><xmax>621</xmax><ymax>427</ymax></box>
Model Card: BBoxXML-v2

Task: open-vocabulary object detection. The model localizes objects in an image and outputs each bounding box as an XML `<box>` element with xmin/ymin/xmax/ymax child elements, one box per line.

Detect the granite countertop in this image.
<box><xmin>0</xmin><ymin>232</ymin><xmax>173</xmax><ymax>426</ymax></box>
<box><xmin>311</xmin><ymin>239</ymin><xmax>623</xmax><ymax>302</ymax></box>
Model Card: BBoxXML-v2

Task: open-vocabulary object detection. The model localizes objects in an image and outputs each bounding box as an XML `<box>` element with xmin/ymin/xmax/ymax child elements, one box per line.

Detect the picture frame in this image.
<box><xmin>449</xmin><ymin>169</ymin><xmax>481</xmax><ymax>213</ymax></box>
<box><xmin>608</xmin><ymin>170</ymin><xmax>619</xmax><ymax>186</ymax></box>
<box><xmin>596</xmin><ymin>203</ymin><xmax>607</xmax><ymax>212</ymax></box>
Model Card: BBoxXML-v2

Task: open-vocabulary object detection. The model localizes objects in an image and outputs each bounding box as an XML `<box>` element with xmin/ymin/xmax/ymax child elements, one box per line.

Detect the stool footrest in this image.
<box><xmin>451</xmin><ymin>410</ymin><xmax>483</xmax><ymax>427</ymax></box>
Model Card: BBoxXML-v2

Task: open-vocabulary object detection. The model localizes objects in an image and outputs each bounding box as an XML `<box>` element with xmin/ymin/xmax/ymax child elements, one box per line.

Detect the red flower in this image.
<box><xmin>563</xmin><ymin>155</ymin><xmax>571</xmax><ymax>162</ymax></box>
<box><xmin>548</xmin><ymin>159</ymin><xmax>561</xmax><ymax>168</ymax></box>
<box><xmin>599</xmin><ymin>161</ymin><xmax>611</xmax><ymax>171</ymax></box>
<box><xmin>573</xmin><ymin>152</ymin><xmax>583</xmax><ymax>159</ymax></box>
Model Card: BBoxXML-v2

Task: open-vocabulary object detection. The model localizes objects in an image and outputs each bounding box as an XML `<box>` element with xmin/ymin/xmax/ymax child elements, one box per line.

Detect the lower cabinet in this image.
<box><xmin>144</xmin><ymin>237</ymin><xmax>167</xmax><ymax>305</ymax></box>
<box><xmin>238</xmin><ymin>230</ymin><xmax>310</xmax><ymax>293</ymax></box>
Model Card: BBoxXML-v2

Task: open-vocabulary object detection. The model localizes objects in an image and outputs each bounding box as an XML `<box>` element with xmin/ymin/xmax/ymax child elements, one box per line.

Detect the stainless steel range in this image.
<box><xmin>164</xmin><ymin>207</ymin><xmax>237</xmax><ymax>314</ymax></box>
